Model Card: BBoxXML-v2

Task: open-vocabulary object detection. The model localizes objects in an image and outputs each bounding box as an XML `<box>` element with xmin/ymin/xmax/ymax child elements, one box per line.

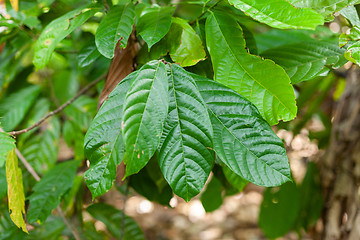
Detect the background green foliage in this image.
<box><xmin>0</xmin><ymin>0</ymin><xmax>358</xmax><ymax>238</ymax></box>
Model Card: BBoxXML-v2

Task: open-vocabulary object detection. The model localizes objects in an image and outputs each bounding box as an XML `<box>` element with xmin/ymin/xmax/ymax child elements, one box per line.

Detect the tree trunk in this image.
<box><xmin>320</xmin><ymin>67</ymin><xmax>360</xmax><ymax>240</ymax></box>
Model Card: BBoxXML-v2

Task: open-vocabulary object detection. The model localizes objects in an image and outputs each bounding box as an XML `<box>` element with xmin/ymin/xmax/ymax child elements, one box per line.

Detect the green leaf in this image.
<box><xmin>168</xmin><ymin>18</ymin><xmax>206</xmax><ymax>67</ymax></box>
<box><xmin>345</xmin><ymin>41</ymin><xmax>360</xmax><ymax>65</ymax></box>
<box><xmin>0</xmin><ymin>85</ymin><xmax>40</xmax><ymax>131</ymax></box>
<box><xmin>254</xmin><ymin>27</ymin><xmax>335</xmax><ymax>53</ymax></box>
<box><xmin>339</xmin><ymin>5</ymin><xmax>360</xmax><ymax>26</ymax></box>
<box><xmin>205</xmin><ymin>12</ymin><xmax>297</xmax><ymax>125</ymax></box>
<box><xmin>227</xmin><ymin>0</ymin><xmax>324</xmax><ymax>29</ymax></box>
<box><xmin>6</xmin><ymin>149</ymin><xmax>28</xmax><ymax>233</ymax></box>
<box><xmin>87</xmin><ymin>203</ymin><xmax>145</xmax><ymax>240</ymax></box>
<box><xmin>130</xmin><ymin>156</ymin><xmax>173</xmax><ymax>206</ymax></box>
<box><xmin>288</xmin><ymin>0</ymin><xmax>360</xmax><ymax>17</ymax></box>
<box><xmin>222</xmin><ymin>165</ymin><xmax>248</xmax><ymax>192</ymax></box>
<box><xmin>95</xmin><ymin>3</ymin><xmax>135</xmax><ymax>59</ymax></box>
<box><xmin>195</xmin><ymin>75</ymin><xmax>292</xmax><ymax>187</ymax></box>
<box><xmin>0</xmin><ymin>132</ymin><xmax>15</xmax><ymax>167</ymax></box>
<box><xmin>296</xmin><ymin>162</ymin><xmax>323</xmax><ymax>231</ymax></box>
<box><xmin>27</xmin><ymin>161</ymin><xmax>78</xmax><ymax>224</ymax></box>
<box><xmin>33</xmin><ymin>4</ymin><xmax>101</xmax><ymax>69</ymax></box>
<box><xmin>78</xmin><ymin>40</ymin><xmax>101</xmax><ymax>67</ymax></box>
<box><xmin>20</xmin><ymin>117</ymin><xmax>60</xmax><ymax>174</ymax></box>
<box><xmin>122</xmin><ymin>61</ymin><xmax>169</xmax><ymax>177</ymax></box>
<box><xmin>259</xmin><ymin>182</ymin><xmax>300</xmax><ymax>238</ymax></box>
<box><xmin>261</xmin><ymin>41</ymin><xmax>347</xmax><ymax>84</ymax></box>
<box><xmin>158</xmin><ymin>64</ymin><xmax>213</xmax><ymax>201</ymax></box>
<box><xmin>0</xmin><ymin>167</ymin><xmax>6</xmax><ymax>198</ymax></box>
<box><xmin>200</xmin><ymin>176</ymin><xmax>223</xmax><ymax>212</ymax></box>
<box><xmin>136</xmin><ymin>6</ymin><xmax>175</xmax><ymax>49</ymax></box>
<box><xmin>84</xmin><ymin>72</ymin><xmax>138</xmax><ymax>198</ymax></box>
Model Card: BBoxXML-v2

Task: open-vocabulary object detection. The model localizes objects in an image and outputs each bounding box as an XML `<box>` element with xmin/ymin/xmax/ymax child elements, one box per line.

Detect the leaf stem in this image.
<box><xmin>8</xmin><ymin>73</ymin><xmax>107</xmax><ymax>136</ymax></box>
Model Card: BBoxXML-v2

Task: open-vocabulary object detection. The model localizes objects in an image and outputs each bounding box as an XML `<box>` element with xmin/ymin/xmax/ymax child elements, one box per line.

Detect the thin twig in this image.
<box><xmin>15</xmin><ymin>148</ymin><xmax>81</xmax><ymax>240</ymax></box>
<box><xmin>120</xmin><ymin>181</ymin><xmax>129</xmax><ymax>240</ymax></box>
<box><xmin>56</xmin><ymin>206</ymin><xmax>81</xmax><ymax>240</ymax></box>
<box><xmin>9</xmin><ymin>73</ymin><xmax>107</xmax><ymax>136</ymax></box>
<box><xmin>15</xmin><ymin>148</ymin><xmax>40</xmax><ymax>181</ymax></box>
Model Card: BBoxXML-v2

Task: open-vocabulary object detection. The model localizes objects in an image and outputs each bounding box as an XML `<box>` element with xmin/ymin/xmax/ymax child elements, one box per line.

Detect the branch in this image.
<box><xmin>9</xmin><ymin>73</ymin><xmax>107</xmax><ymax>136</ymax></box>
<box><xmin>15</xmin><ymin>148</ymin><xmax>81</xmax><ymax>240</ymax></box>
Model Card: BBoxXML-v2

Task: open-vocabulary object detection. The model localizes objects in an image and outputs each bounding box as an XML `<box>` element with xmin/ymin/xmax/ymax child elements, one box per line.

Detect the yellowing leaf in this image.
<box><xmin>6</xmin><ymin>149</ymin><xmax>28</xmax><ymax>233</ymax></box>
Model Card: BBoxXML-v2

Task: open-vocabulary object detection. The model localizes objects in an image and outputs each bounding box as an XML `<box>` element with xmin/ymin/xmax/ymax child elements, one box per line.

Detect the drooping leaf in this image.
<box><xmin>122</xmin><ymin>60</ymin><xmax>169</xmax><ymax>177</ymax></box>
<box><xmin>200</xmin><ymin>176</ymin><xmax>223</xmax><ymax>212</ymax></box>
<box><xmin>27</xmin><ymin>160</ymin><xmax>78</xmax><ymax>224</ymax></box>
<box><xmin>259</xmin><ymin>182</ymin><xmax>300</xmax><ymax>238</ymax></box>
<box><xmin>158</xmin><ymin>64</ymin><xmax>213</xmax><ymax>201</ymax></box>
<box><xmin>87</xmin><ymin>203</ymin><xmax>145</xmax><ymax>240</ymax></box>
<box><xmin>78</xmin><ymin>40</ymin><xmax>101</xmax><ymax>67</ymax></box>
<box><xmin>84</xmin><ymin>72</ymin><xmax>138</xmax><ymax>198</ymax></box>
<box><xmin>6</xmin><ymin>149</ymin><xmax>28</xmax><ymax>233</ymax></box>
<box><xmin>95</xmin><ymin>3</ymin><xmax>135</xmax><ymax>59</ymax></box>
<box><xmin>0</xmin><ymin>132</ymin><xmax>15</xmax><ymax>167</ymax></box>
<box><xmin>195</xmin><ymin>75</ymin><xmax>292</xmax><ymax>187</ymax></box>
<box><xmin>20</xmin><ymin>117</ymin><xmax>60</xmax><ymax>174</ymax></box>
<box><xmin>288</xmin><ymin>0</ymin><xmax>360</xmax><ymax>17</ymax></box>
<box><xmin>0</xmin><ymin>85</ymin><xmax>40</xmax><ymax>131</ymax></box>
<box><xmin>33</xmin><ymin>4</ymin><xmax>101</xmax><ymax>69</ymax></box>
<box><xmin>168</xmin><ymin>18</ymin><xmax>206</xmax><ymax>67</ymax></box>
<box><xmin>206</xmin><ymin>12</ymin><xmax>297</xmax><ymax>125</ymax></box>
<box><xmin>227</xmin><ymin>0</ymin><xmax>324</xmax><ymax>29</ymax></box>
<box><xmin>261</xmin><ymin>41</ymin><xmax>347</xmax><ymax>84</ymax></box>
<box><xmin>136</xmin><ymin>6</ymin><xmax>175</xmax><ymax>49</ymax></box>
<box><xmin>222</xmin><ymin>165</ymin><xmax>248</xmax><ymax>192</ymax></box>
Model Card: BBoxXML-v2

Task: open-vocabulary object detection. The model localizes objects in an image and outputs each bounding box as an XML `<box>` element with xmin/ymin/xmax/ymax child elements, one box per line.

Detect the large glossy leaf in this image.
<box><xmin>195</xmin><ymin>76</ymin><xmax>292</xmax><ymax>187</ymax></box>
<box><xmin>6</xmin><ymin>149</ymin><xmax>28</xmax><ymax>233</ymax></box>
<box><xmin>33</xmin><ymin>4</ymin><xmax>101</xmax><ymax>69</ymax></box>
<box><xmin>0</xmin><ymin>132</ymin><xmax>15</xmax><ymax>167</ymax></box>
<box><xmin>87</xmin><ymin>203</ymin><xmax>145</xmax><ymax>240</ymax></box>
<box><xmin>261</xmin><ymin>41</ymin><xmax>347</xmax><ymax>84</ymax></box>
<box><xmin>205</xmin><ymin>12</ymin><xmax>297</xmax><ymax>125</ymax></box>
<box><xmin>227</xmin><ymin>0</ymin><xmax>324</xmax><ymax>29</ymax></box>
<box><xmin>136</xmin><ymin>6</ymin><xmax>175</xmax><ymax>49</ymax></box>
<box><xmin>168</xmin><ymin>18</ymin><xmax>206</xmax><ymax>67</ymax></box>
<box><xmin>0</xmin><ymin>85</ymin><xmax>40</xmax><ymax>131</ymax></box>
<box><xmin>27</xmin><ymin>161</ymin><xmax>78</xmax><ymax>224</ymax></box>
<box><xmin>122</xmin><ymin>61</ymin><xmax>169</xmax><ymax>177</ymax></box>
<box><xmin>158</xmin><ymin>64</ymin><xmax>213</xmax><ymax>201</ymax></box>
<box><xmin>20</xmin><ymin>117</ymin><xmax>60</xmax><ymax>174</ymax></box>
<box><xmin>288</xmin><ymin>0</ymin><xmax>360</xmax><ymax>17</ymax></box>
<box><xmin>84</xmin><ymin>72</ymin><xmax>138</xmax><ymax>198</ymax></box>
<box><xmin>95</xmin><ymin>3</ymin><xmax>135</xmax><ymax>59</ymax></box>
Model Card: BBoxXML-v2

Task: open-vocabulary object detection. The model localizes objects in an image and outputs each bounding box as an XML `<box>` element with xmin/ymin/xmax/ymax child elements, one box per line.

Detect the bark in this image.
<box><xmin>321</xmin><ymin>68</ymin><xmax>360</xmax><ymax>240</ymax></box>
